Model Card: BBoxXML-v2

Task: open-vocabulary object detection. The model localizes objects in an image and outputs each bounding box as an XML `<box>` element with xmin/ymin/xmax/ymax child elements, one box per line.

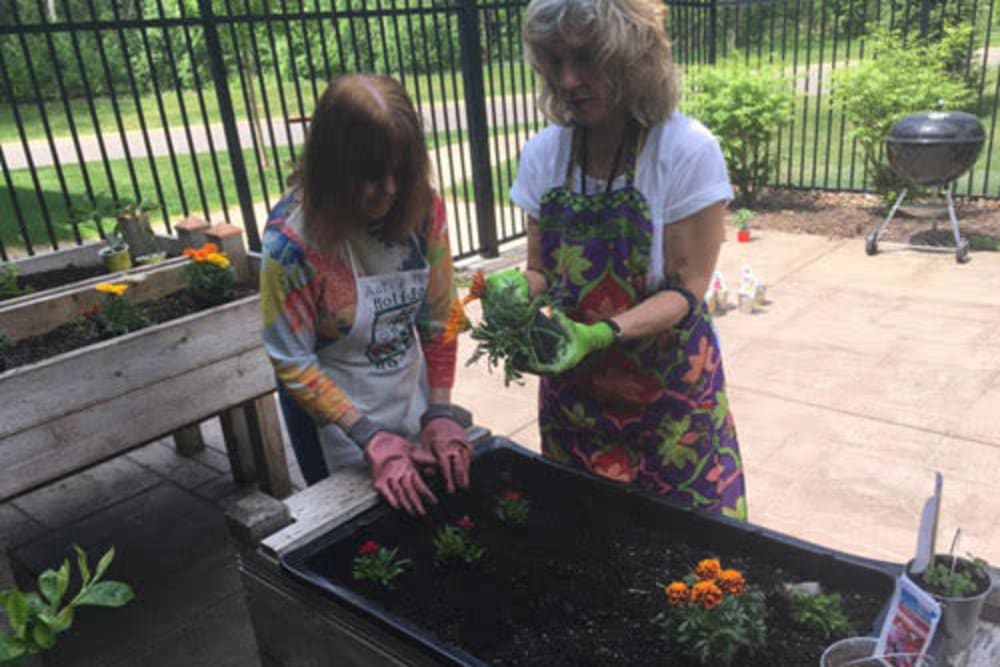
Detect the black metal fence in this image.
<box><xmin>1</xmin><ymin>0</ymin><xmax>998</xmax><ymax>261</ymax></box>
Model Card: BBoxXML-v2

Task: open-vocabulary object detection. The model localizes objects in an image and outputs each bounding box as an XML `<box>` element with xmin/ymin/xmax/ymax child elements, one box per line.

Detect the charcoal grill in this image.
<box><xmin>865</xmin><ymin>110</ymin><xmax>985</xmax><ymax>263</ymax></box>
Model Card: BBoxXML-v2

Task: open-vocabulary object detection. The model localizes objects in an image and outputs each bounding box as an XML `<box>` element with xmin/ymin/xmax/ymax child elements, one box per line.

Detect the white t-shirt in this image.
<box><xmin>509</xmin><ymin>112</ymin><xmax>733</xmax><ymax>289</ymax></box>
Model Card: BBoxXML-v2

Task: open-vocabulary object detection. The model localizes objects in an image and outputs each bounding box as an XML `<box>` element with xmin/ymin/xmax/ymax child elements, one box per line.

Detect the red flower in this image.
<box><xmin>81</xmin><ymin>304</ymin><xmax>101</xmax><ymax>317</ymax></box>
<box><xmin>357</xmin><ymin>540</ymin><xmax>380</xmax><ymax>556</ymax></box>
<box><xmin>456</xmin><ymin>516</ymin><xmax>474</xmax><ymax>529</ymax></box>
<box><xmin>501</xmin><ymin>491</ymin><xmax>522</xmax><ymax>501</ymax></box>
<box><xmin>589</xmin><ymin>445</ymin><xmax>638</xmax><ymax>483</ymax></box>
<box><xmin>691</xmin><ymin>580</ymin><xmax>723</xmax><ymax>609</ymax></box>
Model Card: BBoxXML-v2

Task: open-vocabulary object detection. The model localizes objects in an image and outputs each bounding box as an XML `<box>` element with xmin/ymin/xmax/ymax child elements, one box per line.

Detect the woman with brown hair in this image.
<box><xmin>260</xmin><ymin>74</ymin><xmax>471</xmax><ymax>516</ymax></box>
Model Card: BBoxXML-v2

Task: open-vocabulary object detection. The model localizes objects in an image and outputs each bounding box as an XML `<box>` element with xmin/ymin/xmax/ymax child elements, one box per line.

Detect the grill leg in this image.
<box><xmin>944</xmin><ymin>183</ymin><xmax>971</xmax><ymax>263</ymax></box>
<box><xmin>867</xmin><ymin>188</ymin><xmax>907</xmax><ymax>255</ymax></box>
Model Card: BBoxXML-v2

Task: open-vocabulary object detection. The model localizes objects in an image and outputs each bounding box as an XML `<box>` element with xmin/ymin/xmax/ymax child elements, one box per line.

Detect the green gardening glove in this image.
<box><xmin>483</xmin><ymin>268</ymin><xmax>529</xmax><ymax>313</ymax></box>
<box><xmin>530</xmin><ymin>311</ymin><xmax>615</xmax><ymax>375</ymax></box>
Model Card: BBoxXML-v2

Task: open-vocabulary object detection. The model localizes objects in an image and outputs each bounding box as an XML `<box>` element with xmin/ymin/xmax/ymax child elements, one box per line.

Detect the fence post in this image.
<box><xmin>457</xmin><ymin>0</ymin><xmax>498</xmax><ymax>258</ymax></box>
<box><xmin>919</xmin><ymin>0</ymin><xmax>931</xmax><ymax>37</ymax></box>
<box><xmin>708</xmin><ymin>0</ymin><xmax>718</xmax><ymax>65</ymax></box>
<box><xmin>197</xmin><ymin>0</ymin><xmax>260</xmax><ymax>252</ymax></box>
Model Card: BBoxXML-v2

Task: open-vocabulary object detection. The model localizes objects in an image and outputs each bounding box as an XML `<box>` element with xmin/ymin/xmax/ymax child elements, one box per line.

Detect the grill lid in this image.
<box><xmin>886</xmin><ymin>111</ymin><xmax>985</xmax><ymax>145</ymax></box>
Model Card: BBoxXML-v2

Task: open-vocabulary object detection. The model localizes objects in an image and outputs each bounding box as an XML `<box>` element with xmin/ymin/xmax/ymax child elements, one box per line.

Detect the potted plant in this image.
<box><xmin>181</xmin><ymin>242</ymin><xmax>237</xmax><ymax>307</ymax></box>
<box><xmin>734</xmin><ymin>208</ymin><xmax>755</xmax><ymax>243</ymax></box>
<box><xmin>0</xmin><ymin>265</ymin><xmax>32</xmax><ymax>302</ymax></box>
<box><xmin>905</xmin><ymin>550</ymin><xmax>992</xmax><ymax>659</ymax></box>
<box><xmin>70</xmin><ymin>195</ymin><xmax>133</xmax><ymax>273</ymax></box>
<box><xmin>114</xmin><ymin>197</ymin><xmax>161</xmax><ymax>262</ymax></box>
<box><xmin>0</xmin><ymin>546</ymin><xmax>133</xmax><ymax>666</ymax></box>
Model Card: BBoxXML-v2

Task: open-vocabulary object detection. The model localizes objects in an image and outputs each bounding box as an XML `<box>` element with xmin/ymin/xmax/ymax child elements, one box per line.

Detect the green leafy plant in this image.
<box><xmin>495</xmin><ymin>491</ymin><xmax>530</xmax><ymax>526</ymax></box>
<box><xmin>921</xmin><ymin>556</ymin><xmax>990</xmax><ymax>598</ymax></box>
<box><xmin>351</xmin><ymin>540</ymin><xmax>411</xmax><ymax>589</ymax></box>
<box><xmin>69</xmin><ymin>194</ymin><xmax>156</xmax><ymax>253</ymax></box>
<box><xmin>789</xmin><ymin>591</ymin><xmax>852</xmax><ymax>639</ymax></box>
<box><xmin>0</xmin><ymin>265</ymin><xmax>32</xmax><ymax>300</ymax></box>
<box><xmin>833</xmin><ymin>25</ymin><xmax>975</xmax><ymax>199</ymax></box>
<box><xmin>181</xmin><ymin>243</ymin><xmax>237</xmax><ymax>306</ymax></box>
<box><xmin>85</xmin><ymin>283</ymin><xmax>150</xmax><ymax>338</ymax></box>
<box><xmin>464</xmin><ymin>271</ymin><xmax>563</xmax><ymax>386</ymax></box>
<box><xmin>684</xmin><ymin>61</ymin><xmax>795</xmax><ymax>206</ymax></box>
<box><xmin>733</xmin><ymin>208</ymin><xmax>755</xmax><ymax>231</ymax></box>
<box><xmin>654</xmin><ymin>558</ymin><xmax>767</xmax><ymax>666</ymax></box>
<box><xmin>0</xmin><ymin>546</ymin><xmax>133</xmax><ymax>666</ymax></box>
<box><xmin>433</xmin><ymin>517</ymin><xmax>485</xmax><ymax>565</ymax></box>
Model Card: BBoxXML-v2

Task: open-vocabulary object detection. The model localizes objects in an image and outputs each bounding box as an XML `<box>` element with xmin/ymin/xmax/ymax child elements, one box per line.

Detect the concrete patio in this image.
<box><xmin>2</xmin><ymin>224</ymin><xmax>999</xmax><ymax>665</ymax></box>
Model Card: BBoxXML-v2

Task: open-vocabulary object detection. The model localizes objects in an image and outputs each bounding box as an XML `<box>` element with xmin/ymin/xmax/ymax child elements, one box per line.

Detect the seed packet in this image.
<box><xmin>874</xmin><ymin>574</ymin><xmax>942</xmax><ymax>666</ymax></box>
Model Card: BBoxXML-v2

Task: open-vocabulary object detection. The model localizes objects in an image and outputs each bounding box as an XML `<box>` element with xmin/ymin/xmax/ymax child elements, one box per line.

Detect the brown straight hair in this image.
<box><xmin>299</xmin><ymin>74</ymin><xmax>432</xmax><ymax>247</ymax></box>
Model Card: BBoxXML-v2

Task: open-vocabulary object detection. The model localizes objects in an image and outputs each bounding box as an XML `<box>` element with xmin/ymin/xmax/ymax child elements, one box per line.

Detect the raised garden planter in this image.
<box><xmin>256</xmin><ymin>439</ymin><xmax>898</xmax><ymax>666</ymax></box>
<box><xmin>0</xmin><ymin>232</ymin><xmax>290</xmax><ymax>503</ymax></box>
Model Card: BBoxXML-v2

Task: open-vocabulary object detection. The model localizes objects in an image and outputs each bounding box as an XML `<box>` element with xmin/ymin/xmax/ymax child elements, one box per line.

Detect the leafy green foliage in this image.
<box><xmin>684</xmin><ymin>61</ymin><xmax>795</xmax><ymax>206</ymax></box>
<box><xmin>85</xmin><ymin>288</ymin><xmax>150</xmax><ymax>338</ymax></box>
<box><xmin>495</xmin><ymin>491</ymin><xmax>530</xmax><ymax>526</ymax></box>
<box><xmin>69</xmin><ymin>193</ymin><xmax>155</xmax><ymax>251</ymax></box>
<box><xmin>182</xmin><ymin>245</ymin><xmax>237</xmax><ymax>307</ymax></box>
<box><xmin>0</xmin><ymin>546</ymin><xmax>133</xmax><ymax>665</ymax></box>
<box><xmin>733</xmin><ymin>209</ymin><xmax>755</xmax><ymax>230</ymax></box>
<box><xmin>789</xmin><ymin>591</ymin><xmax>852</xmax><ymax>639</ymax></box>
<box><xmin>351</xmin><ymin>541</ymin><xmax>411</xmax><ymax>589</ymax></box>
<box><xmin>0</xmin><ymin>265</ymin><xmax>31</xmax><ymax>300</ymax></box>
<box><xmin>432</xmin><ymin>519</ymin><xmax>485</xmax><ymax>565</ymax></box>
<box><xmin>0</xmin><ymin>330</ymin><xmax>11</xmax><ymax>373</ymax></box>
<box><xmin>655</xmin><ymin>588</ymin><xmax>767</xmax><ymax>666</ymax></box>
<box><xmin>833</xmin><ymin>25</ymin><xmax>975</xmax><ymax>198</ymax></box>
<box><xmin>921</xmin><ymin>557</ymin><xmax>989</xmax><ymax>598</ymax></box>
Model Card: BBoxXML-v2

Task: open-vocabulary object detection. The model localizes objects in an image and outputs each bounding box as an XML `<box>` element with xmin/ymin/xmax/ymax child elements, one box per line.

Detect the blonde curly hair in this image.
<box><xmin>523</xmin><ymin>0</ymin><xmax>679</xmax><ymax>127</ymax></box>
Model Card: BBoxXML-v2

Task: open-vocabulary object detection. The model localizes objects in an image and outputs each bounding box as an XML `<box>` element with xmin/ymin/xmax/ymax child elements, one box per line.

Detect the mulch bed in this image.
<box><xmin>295</xmin><ymin>447</ymin><xmax>893</xmax><ymax>667</ymax></box>
<box><xmin>1</xmin><ymin>285</ymin><xmax>256</xmax><ymax>371</ymax></box>
<box><xmin>737</xmin><ymin>188</ymin><xmax>1000</xmax><ymax>248</ymax></box>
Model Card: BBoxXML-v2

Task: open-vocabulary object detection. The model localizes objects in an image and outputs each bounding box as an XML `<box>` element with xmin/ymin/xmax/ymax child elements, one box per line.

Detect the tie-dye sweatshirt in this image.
<box><xmin>259</xmin><ymin>190</ymin><xmax>458</xmax><ymax>426</ymax></box>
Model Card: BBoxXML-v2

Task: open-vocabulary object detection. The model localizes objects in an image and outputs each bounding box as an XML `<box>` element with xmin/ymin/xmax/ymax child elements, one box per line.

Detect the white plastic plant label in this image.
<box><xmin>912</xmin><ymin>472</ymin><xmax>943</xmax><ymax>575</ymax></box>
<box><xmin>875</xmin><ymin>574</ymin><xmax>942</xmax><ymax>666</ymax></box>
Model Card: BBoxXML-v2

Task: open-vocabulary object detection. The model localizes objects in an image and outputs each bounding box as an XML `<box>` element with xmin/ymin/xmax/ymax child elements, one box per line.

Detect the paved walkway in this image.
<box><xmin>2</xmin><ymin>225</ymin><xmax>1000</xmax><ymax>664</ymax></box>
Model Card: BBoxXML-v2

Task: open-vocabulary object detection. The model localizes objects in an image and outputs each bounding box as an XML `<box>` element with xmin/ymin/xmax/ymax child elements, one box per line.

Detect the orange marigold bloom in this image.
<box><xmin>694</xmin><ymin>558</ymin><xmax>722</xmax><ymax>581</ymax></box>
<box><xmin>691</xmin><ymin>580</ymin><xmax>723</xmax><ymax>609</ymax></box>
<box><xmin>442</xmin><ymin>298</ymin><xmax>469</xmax><ymax>344</ymax></box>
<box><xmin>462</xmin><ymin>270</ymin><xmax>487</xmax><ymax>305</ymax></box>
<box><xmin>718</xmin><ymin>569</ymin><xmax>745</xmax><ymax>596</ymax></box>
<box><xmin>665</xmin><ymin>581</ymin><xmax>690</xmax><ymax>605</ymax></box>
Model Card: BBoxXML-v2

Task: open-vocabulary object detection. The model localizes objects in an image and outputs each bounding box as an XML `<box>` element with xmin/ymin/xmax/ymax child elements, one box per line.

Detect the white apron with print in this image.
<box><xmin>314</xmin><ymin>239</ymin><xmax>430</xmax><ymax>470</ymax></box>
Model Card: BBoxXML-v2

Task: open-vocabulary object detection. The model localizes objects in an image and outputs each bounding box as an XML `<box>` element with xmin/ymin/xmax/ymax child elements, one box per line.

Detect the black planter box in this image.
<box><xmin>281</xmin><ymin>438</ymin><xmax>898</xmax><ymax>666</ymax></box>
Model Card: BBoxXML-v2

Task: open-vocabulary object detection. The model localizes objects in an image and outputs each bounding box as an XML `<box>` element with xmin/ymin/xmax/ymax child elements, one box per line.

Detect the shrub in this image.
<box><xmin>833</xmin><ymin>26</ymin><xmax>975</xmax><ymax>198</ymax></box>
<box><xmin>684</xmin><ymin>61</ymin><xmax>795</xmax><ymax>206</ymax></box>
<box><xmin>789</xmin><ymin>591</ymin><xmax>853</xmax><ymax>639</ymax></box>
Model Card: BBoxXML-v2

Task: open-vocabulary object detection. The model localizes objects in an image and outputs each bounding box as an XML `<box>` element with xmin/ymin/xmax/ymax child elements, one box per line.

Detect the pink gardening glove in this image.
<box><xmin>419</xmin><ymin>418</ymin><xmax>473</xmax><ymax>494</ymax></box>
<box><xmin>365</xmin><ymin>432</ymin><xmax>438</xmax><ymax>516</ymax></box>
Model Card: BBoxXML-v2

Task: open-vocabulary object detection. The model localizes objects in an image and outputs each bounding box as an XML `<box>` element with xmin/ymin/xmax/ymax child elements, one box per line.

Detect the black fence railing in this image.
<box><xmin>1</xmin><ymin>0</ymin><xmax>998</xmax><ymax>260</ymax></box>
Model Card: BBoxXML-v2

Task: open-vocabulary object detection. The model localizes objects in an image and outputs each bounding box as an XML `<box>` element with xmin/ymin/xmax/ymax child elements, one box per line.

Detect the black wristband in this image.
<box><xmin>665</xmin><ymin>285</ymin><xmax>699</xmax><ymax>325</ymax></box>
<box><xmin>345</xmin><ymin>415</ymin><xmax>384</xmax><ymax>449</ymax></box>
<box><xmin>420</xmin><ymin>403</ymin><xmax>460</xmax><ymax>430</ymax></box>
<box><xmin>601</xmin><ymin>318</ymin><xmax>623</xmax><ymax>342</ymax></box>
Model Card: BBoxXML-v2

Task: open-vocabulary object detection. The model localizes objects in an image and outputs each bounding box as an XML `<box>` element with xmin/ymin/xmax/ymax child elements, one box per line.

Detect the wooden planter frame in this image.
<box><xmin>0</xmin><ymin>245</ymin><xmax>290</xmax><ymax>504</ymax></box>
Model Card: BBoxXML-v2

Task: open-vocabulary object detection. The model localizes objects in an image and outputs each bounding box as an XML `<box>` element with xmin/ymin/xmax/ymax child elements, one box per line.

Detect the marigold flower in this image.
<box><xmin>665</xmin><ymin>581</ymin><xmax>690</xmax><ymax>605</ymax></box>
<box><xmin>691</xmin><ymin>580</ymin><xmax>724</xmax><ymax>609</ymax></box>
<box><xmin>501</xmin><ymin>491</ymin><xmax>522</xmax><ymax>501</ymax></box>
<box><xmin>456</xmin><ymin>516</ymin><xmax>474</xmax><ymax>529</ymax></box>
<box><xmin>442</xmin><ymin>298</ymin><xmax>468</xmax><ymax>344</ymax></box>
<box><xmin>462</xmin><ymin>270</ymin><xmax>487</xmax><ymax>305</ymax></box>
<box><xmin>718</xmin><ymin>569</ymin><xmax>745</xmax><ymax>596</ymax></box>
<box><xmin>201</xmin><ymin>242</ymin><xmax>218</xmax><ymax>254</ymax></box>
<box><xmin>357</xmin><ymin>540</ymin><xmax>380</xmax><ymax>556</ymax></box>
<box><xmin>95</xmin><ymin>282</ymin><xmax>129</xmax><ymax>296</ymax></box>
<box><xmin>204</xmin><ymin>252</ymin><xmax>231</xmax><ymax>268</ymax></box>
<box><xmin>694</xmin><ymin>558</ymin><xmax>722</xmax><ymax>581</ymax></box>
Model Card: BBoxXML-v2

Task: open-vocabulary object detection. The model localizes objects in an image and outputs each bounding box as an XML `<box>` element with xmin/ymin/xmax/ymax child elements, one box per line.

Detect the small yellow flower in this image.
<box><xmin>665</xmin><ymin>581</ymin><xmax>690</xmax><ymax>605</ymax></box>
<box><xmin>95</xmin><ymin>282</ymin><xmax>129</xmax><ymax>296</ymax></box>
<box><xmin>719</xmin><ymin>569</ymin><xmax>746</xmax><ymax>596</ymax></box>
<box><xmin>204</xmin><ymin>252</ymin><xmax>230</xmax><ymax>269</ymax></box>
<box><xmin>691</xmin><ymin>580</ymin><xmax>723</xmax><ymax>609</ymax></box>
<box><xmin>694</xmin><ymin>558</ymin><xmax>722</xmax><ymax>581</ymax></box>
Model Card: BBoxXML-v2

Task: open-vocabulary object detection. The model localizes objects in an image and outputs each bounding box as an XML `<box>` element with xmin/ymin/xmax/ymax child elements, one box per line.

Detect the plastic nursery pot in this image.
<box><xmin>904</xmin><ymin>556</ymin><xmax>993</xmax><ymax>659</ymax></box>
<box><xmin>754</xmin><ymin>284</ymin><xmax>767</xmax><ymax>308</ymax></box>
<box><xmin>820</xmin><ymin>636</ymin><xmax>937</xmax><ymax>667</ymax></box>
<box><xmin>99</xmin><ymin>245</ymin><xmax>132</xmax><ymax>272</ymax></box>
<box><xmin>135</xmin><ymin>251</ymin><xmax>167</xmax><ymax>266</ymax></box>
<box><xmin>738</xmin><ymin>293</ymin><xmax>755</xmax><ymax>314</ymax></box>
<box><xmin>737</xmin><ymin>228</ymin><xmax>752</xmax><ymax>243</ymax></box>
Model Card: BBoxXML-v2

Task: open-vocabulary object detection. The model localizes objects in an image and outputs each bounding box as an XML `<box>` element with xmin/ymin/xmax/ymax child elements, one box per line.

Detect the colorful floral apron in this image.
<box><xmin>536</xmin><ymin>122</ymin><xmax>747</xmax><ymax>519</ymax></box>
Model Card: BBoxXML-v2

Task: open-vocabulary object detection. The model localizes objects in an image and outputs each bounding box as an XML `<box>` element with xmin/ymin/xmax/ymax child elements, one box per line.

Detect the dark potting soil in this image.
<box><xmin>295</xmin><ymin>447</ymin><xmax>894</xmax><ymax>667</ymax></box>
<box><xmin>1</xmin><ymin>285</ymin><xmax>256</xmax><ymax>371</ymax></box>
<box><xmin>1</xmin><ymin>264</ymin><xmax>108</xmax><ymax>302</ymax></box>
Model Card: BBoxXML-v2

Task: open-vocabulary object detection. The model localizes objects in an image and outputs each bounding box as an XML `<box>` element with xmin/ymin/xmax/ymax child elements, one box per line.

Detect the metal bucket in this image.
<box><xmin>905</xmin><ymin>557</ymin><xmax>993</xmax><ymax>659</ymax></box>
<box><xmin>820</xmin><ymin>636</ymin><xmax>937</xmax><ymax>667</ymax></box>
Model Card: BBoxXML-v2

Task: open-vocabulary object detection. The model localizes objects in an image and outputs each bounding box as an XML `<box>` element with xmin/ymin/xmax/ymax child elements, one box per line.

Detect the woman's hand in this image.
<box><xmin>419</xmin><ymin>417</ymin><xmax>472</xmax><ymax>494</ymax></box>
<box><xmin>365</xmin><ymin>432</ymin><xmax>438</xmax><ymax>516</ymax></box>
<box><xmin>530</xmin><ymin>311</ymin><xmax>615</xmax><ymax>374</ymax></box>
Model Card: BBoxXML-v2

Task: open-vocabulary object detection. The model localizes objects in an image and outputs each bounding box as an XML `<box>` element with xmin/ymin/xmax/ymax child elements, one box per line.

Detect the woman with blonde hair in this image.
<box><xmin>487</xmin><ymin>0</ymin><xmax>746</xmax><ymax>517</ymax></box>
<box><xmin>260</xmin><ymin>74</ymin><xmax>471</xmax><ymax>516</ymax></box>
